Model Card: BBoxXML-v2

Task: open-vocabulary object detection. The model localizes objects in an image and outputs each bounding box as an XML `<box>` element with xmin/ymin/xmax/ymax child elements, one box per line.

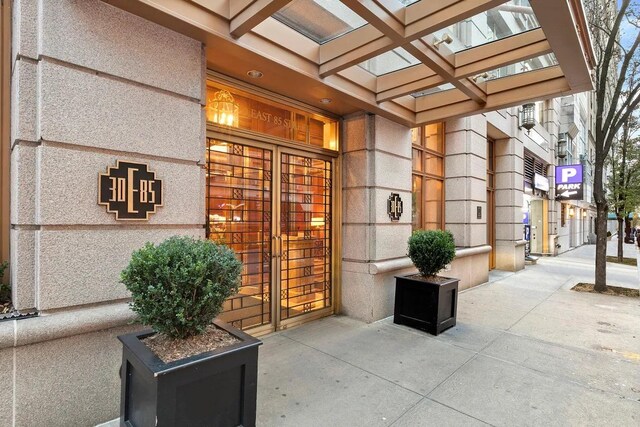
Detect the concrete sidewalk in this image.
<box><xmin>257</xmin><ymin>243</ymin><xmax>640</xmax><ymax>426</ymax></box>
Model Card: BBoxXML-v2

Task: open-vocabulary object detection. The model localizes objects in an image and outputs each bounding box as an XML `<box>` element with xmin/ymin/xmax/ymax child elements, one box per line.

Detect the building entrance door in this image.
<box><xmin>530</xmin><ymin>199</ymin><xmax>547</xmax><ymax>254</ymax></box>
<box><xmin>206</xmin><ymin>138</ymin><xmax>334</xmax><ymax>334</ymax></box>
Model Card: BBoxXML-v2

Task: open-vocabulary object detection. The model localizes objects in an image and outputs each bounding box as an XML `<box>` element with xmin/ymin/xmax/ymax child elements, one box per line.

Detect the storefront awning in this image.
<box><xmin>103</xmin><ymin>0</ymin><xmax>594</xmax><ymax>126</ymax></box>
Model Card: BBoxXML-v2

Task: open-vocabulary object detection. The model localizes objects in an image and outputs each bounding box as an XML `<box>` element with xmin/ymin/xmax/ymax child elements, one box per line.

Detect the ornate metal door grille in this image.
<box><xmin>280</xmin><ymin>153</ymin><xmax>332</xmax><ymax>320</ymax></box>
<box><xmin>207</xmin><ymin>139</ymin><xmax>272</xmax><ymax>330</ymax></box>
<box><xmin>207</xmin><ymin>139</ymin><xmax>333</xmax><ymax>331</ymax></box>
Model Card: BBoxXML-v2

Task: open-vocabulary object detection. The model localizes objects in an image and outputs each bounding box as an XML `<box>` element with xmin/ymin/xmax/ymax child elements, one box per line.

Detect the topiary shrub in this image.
<box><xmin>121</xmin><ymin>236</ymin><xmax>242</xmax><ymax>339</ymax></box>
<box><xmin>407</xmin><ymin>230</ymin><xmax>456</xmax><ymax>277</ymax></box>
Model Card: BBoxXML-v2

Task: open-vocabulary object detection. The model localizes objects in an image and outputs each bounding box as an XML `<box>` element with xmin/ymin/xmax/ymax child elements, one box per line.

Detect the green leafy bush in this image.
<box><xmin>407</xmin><ymin>230</ymin><xmax>456</xmax><ymax>277</ymax></box>
<box><xmin>121</xmin><ymin>236</ymin><xmax>242</xmax><ymax>339</ymax></box>
<box><xmin>0</xmin><ymin>261</ymin><xmax>9</xmax><ymax>302</ymax></box>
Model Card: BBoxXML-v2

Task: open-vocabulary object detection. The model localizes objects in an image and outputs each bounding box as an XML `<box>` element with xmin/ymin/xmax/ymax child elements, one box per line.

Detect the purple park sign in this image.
<box><xmin>555</xmin><ymin>164</ymin><xmax>583</xmax><ymax>200</ymax></box>
<box><xmin>555</xmin><ymin>164</ymin><xmax>583</xmax><ymax>184</ymax></box>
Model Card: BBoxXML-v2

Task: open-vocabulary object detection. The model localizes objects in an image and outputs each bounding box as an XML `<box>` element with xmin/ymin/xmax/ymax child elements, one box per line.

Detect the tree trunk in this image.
<box><xmin>624</xmin><ymin>217</ymin><xmax>632</xmax><ymax>243</ymax></box>
<box><xmin>617</xmin><ymin>217</ymin><xmax>624</xmax><ymax>262</ymax></box>
<box><xmin>595</xmin><ymin>201</ymin><xmax>608</xmax><ymax>292</ymax></box>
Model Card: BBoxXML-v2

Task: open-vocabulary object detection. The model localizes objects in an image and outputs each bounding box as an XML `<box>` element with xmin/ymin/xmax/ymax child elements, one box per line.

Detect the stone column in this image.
<box><xmin>444</xmin><ymin>117</ymin><xmax>488</xmax><ymax>248</ymax></box>
<box><xmin>340</xmin><ymin>114</ymin><xmax>414</xmax><ymax>323</ymax></box>
<box><xmin>546</xmin><ymin>98</ymin><xmax>561</xmax><ymax>252</ymax></box>
<box><xmin>6</xmin><ymin>1</ymin><xmax>205</xmax><ymax>425</ymax></box>
<box><xmin>494</xmin><ymin>137</ymin><xmax>525</xmax><ymax>271</ymax></box>
<box><xmin>10</xmin><ymin>0</ymin><xmax>206</xmax><ymax>312</ymax></box>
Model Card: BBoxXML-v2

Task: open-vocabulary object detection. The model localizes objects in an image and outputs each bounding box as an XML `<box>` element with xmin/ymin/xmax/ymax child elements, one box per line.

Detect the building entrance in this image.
<box><xmin>206</xmin><ymin>138</ymin><xmax>334</xmax><ymax>334</ymax></box>
<box><xmin>530</xmin><ymin>199</ymin><xmax>548</xmax><ymax>254</ymax></box>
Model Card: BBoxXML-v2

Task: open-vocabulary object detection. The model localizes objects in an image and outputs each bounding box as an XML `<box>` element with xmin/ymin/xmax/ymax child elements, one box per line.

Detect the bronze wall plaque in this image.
<box><xmin>387</xmin><ymin>193</ymin><xmax>403</xmax><ymax>222</ymax></box>
<box><xmin>98</xmin><ymin>161</ymin><xmax>163</xmax><ymax>220</ymax></box>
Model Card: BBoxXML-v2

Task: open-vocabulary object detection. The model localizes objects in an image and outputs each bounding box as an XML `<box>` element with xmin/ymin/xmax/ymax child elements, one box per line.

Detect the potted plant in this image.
<box><xmin>117</xmin><ymin>236</ymin><xmax>261</xmax><ymax>427</ymax></box>
<box><xmin>394</xmin><ymin>230</ymin><xmax>458</xmax><ymax>336</ymax></box>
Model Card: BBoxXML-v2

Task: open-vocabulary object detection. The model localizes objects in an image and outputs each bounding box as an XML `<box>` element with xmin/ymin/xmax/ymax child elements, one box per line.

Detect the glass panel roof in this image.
<box><xmin>431</xmin><ymin>0</ymin><xmax>540</xmax><ymax>53</ymax></box>
<box><xmin>484</xmin><ymin>53</ymin><xmax>558</xmax><ymax>81</ymax></box>
<box><xmin>273</xmin><ymin>0</ymin><xmax>367</xmax><ymax>44</ymax></box>
<box><xmin>358</xmin><ymin>47</ymin><xmax>420</xmax><ymax>76</ymax></box>
<box><xmin>412</xmin><ymin>83</ymin><xmax>455</xmax><ymax>98</ymax></box>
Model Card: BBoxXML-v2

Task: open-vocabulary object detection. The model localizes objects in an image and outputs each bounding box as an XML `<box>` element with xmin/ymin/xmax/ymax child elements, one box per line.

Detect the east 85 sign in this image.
<box><xmin>98</xmin><ymin>161</ymin><xmax>163</xmax><ymax>220</ymax></box>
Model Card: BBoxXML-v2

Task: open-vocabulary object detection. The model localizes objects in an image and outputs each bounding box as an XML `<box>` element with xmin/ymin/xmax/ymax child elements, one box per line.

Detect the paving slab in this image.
<box><xmin>257</xmin><ymin>333</ymin><xmax>422</xmax><ymax>427</ymax></box>
<box><xmin>408</xmin><ymin>320</ymin><xmax>503</xmax><ymax>352</ymax></box>
<box><xmin>429</xmin><ymin>355</ymin><xmax>640</xmax><ymax>427</ymax></box>
<box><xmin>456</xmin><ymin>302</ymin><xmax>530</xmax><ymax>330</ymax></box>
<box><xmin>482</xmin><ymin>333</ymin><xmax>640</xmax><ymax>401</ymax></box>
<box><xmin>509</xmin><ymin>296</ymin><xmax>640</xmax><ymax>357</ymax></box>
<box><xmin>390</xmin><ymin>398</ymin><xmax>490</xmax><ymax>426</ymax></box>
<box><xmin>548</xmin><ymin>286</ymin><xmax>640</xmax><ymax>317</ymax></box>
<box><xmin>455</xmin><ymin>284</ymin><xmax>557</xmax><ymax>331</ymax></box>
<box><xmin>282</xmin><ymin>316</ymin><xmax>475</xmax><ymax>396</ymax></box>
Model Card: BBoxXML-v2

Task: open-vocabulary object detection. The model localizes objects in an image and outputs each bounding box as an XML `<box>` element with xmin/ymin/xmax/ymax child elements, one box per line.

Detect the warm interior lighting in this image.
<box><xmin>569</xmin><ymin>208</ymin><xmax>575</xmax><ymax>217</ymax></box>
<box><xmin>582</xmin><ymin>211</ymin><xmax>587</xmax><ymax>218</ymax></box>
<box><xmin>519</xmin><ymin>103</ymin><xmax>536</xmax><ymax>133</ymax></box>
<box><xmin>208</xmin><ymin>141</ymin><xmax>229</xmax><ymax>153</ymax></box>
<box><xmin>206</xmin><ymin>90</ymin><xmax>239</xmax><ymax>127</ymax></box>
<box><xmin>311</xmin><ymin>217</ymin><xmax>325</xmax><ymax>228</ymax></box>
<box><xmin>209</xmin><ymin>214</ymin><xmax>227</xmax><ymax>222</ymax></box>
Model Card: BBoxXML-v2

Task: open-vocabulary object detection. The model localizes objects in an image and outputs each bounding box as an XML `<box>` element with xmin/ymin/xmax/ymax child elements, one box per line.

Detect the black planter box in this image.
<box><xmin>393</xmin><ymin>275</ymin><xmax>459</xmax><ymax>336</ymax></box>
<box><xmin>119</xmin><ymin>320</ymin><xmax>262</xmax><ymax>427</ymax></box>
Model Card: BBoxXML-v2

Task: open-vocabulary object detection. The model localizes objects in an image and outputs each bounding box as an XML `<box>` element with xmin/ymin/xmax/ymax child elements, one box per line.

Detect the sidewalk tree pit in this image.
<box><xmin>118</xmin><ymin>236</ymin><xmax>261</xmax><ymax>427</ymax></box>
<box><xmin>394</xmin><ymin>230</ymin><xmax>458</xmax><ymax>336</ymax></box>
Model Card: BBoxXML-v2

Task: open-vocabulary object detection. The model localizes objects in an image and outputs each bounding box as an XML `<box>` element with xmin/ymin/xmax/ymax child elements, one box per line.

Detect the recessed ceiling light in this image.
<box><xmin>247</xmin><ymin>70</ymin><xmax>263</xmax><ymax>79</ymax></box>
<box><xmin>320</xmin><ymin>98</ymin><xmax>332</xmax><ymax>104</ymax></box>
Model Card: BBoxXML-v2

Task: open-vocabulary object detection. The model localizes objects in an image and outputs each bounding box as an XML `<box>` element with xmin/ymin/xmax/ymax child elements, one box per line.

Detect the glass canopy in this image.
<box><xmin>431</xmin><ymin>0</ymin><xmax>540</xmax><ymax>53</ymax></box>
<box><xmin>412</xmin><ymin>83</ymin><xmax>455</xmax><ymax>98</ymax></box>
<box><xmin>485</xmin><ymin>53</ymin><xmax>558</xmax><ymax>81</ymax></box>
<box><xmin>359</xmin><ymin>47</ymin><xmax>421</xmax><ymax>76</ymax></box>
<box><xmin>113</xmin><ymin>0</ymin><xmax>594</xmax><ymax>127</ymax></box>
<box><xmin>273</xmin><ymin>0</ymin><xmax>367</xmax><ymax>44</ymax></box>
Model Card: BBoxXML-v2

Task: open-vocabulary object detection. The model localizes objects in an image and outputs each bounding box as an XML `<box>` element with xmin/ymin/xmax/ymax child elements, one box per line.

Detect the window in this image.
<box><xmin>561</xmin><ymin>203</ymin><xmax>566</xmax><ymax>227</ymax></box>
<box><xmin>524</xmin><ymin>152</ymin><xmax>548</xmax><ymax>192</ymax></box>
<box><xmin>412</xmin><ymin>123</ymin><xmax>445</xmax><ymax>231</ymax></box>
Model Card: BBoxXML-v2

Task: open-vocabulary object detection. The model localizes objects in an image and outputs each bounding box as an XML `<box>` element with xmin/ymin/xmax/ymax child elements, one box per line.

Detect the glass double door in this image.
<box><xmin>206</xmin><ymin>138</ymin><xmax>333</xmax><ymax>333</ymax></box>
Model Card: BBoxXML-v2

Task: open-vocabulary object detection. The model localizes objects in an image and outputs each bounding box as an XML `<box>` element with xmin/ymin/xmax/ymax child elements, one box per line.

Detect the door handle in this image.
<box><xmin>272</xmin><ymin>236</ymin><xmax>282</xmax><ymax>259</ymax></box>
<box><xmin>277</xmin><ymin>236</ymin><xmax>282</xmax><ymax>259</ymax></box>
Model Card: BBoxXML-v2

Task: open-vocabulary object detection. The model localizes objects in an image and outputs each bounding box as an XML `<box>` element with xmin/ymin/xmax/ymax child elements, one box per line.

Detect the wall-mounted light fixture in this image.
<box><xmin>471</xmin><ymin>72</ymin><xmax>490</xmax><ymax>82</ymax></box>
<box><xmin>206</xmin><ymin>89</ymin><xmax>239</xmax><ymax>127</ymax></box>
<box><xmin>518</xmin><ymin>103</ymin><xmax>536</xmax><ymax>134</ymax></box>
<box><xmin>433</xmin><ymin>33</ymin><xmax>453</xmax><ymax>49</ymax></box>
<box><xmin>582</xmin><ymin>210</ymin><xmax>587</xmax><ymax>218</ymax></box>
<box><xmin>557</xmin><ymin>133</ymin><xmax>568</xmax><ymax>159</ymax></box>
<box><xmin>569</xmin><ymin>208</ymin><xmax>575</xmax><ymax>217</ymax></box>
